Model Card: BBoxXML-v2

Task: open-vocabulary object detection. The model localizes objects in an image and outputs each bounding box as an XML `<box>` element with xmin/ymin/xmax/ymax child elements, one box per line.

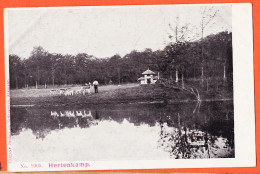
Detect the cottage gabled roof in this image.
<box><xmin>142</xmin><ymin>69</ymin><xmax>156</xmax><ymax>75</ymax></box>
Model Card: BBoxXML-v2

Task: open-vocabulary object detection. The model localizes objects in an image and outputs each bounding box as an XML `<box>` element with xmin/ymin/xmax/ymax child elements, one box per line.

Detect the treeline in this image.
<box><xmin>9</xmin><ymin>31</ymin><xmax>232</xmax><ymax>89</ymax></box>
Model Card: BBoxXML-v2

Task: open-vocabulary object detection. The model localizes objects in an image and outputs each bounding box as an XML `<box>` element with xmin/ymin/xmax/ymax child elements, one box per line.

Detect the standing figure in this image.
<box><xmin>93</xmin><ymin>80</ymin><xmax>99</xmax><ymax>93</ymax></box>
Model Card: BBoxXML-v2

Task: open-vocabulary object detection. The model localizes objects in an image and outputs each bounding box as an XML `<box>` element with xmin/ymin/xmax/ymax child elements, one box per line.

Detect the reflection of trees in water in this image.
<box><xmin>11</xmin><ymin>101</ymin><xmax>234</xmax><ymax>147</ymax></box>
<box><xmin>11</xmin><ymin>108</ymin><xmax>99</xmax><ymax>139</ymax></box>
<box><xmin>157</xmin><ymin>111</ymin><xmax>234</xmax><ymax>159</ymax></box>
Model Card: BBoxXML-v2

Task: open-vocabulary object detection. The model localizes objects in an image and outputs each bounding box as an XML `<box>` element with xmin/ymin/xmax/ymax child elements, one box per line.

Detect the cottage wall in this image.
<box><xmin>140</xmin><ymin>80</ymin><xmax>146</xmax><ymax>84</ymax></box>
<box><xmin>138</xmin><ymin>69</ymin><xmax>158</xmax><ymax>85</ymax></box>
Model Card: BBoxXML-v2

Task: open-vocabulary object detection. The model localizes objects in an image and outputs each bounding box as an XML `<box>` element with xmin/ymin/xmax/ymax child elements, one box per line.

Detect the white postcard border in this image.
<box><xmin>4</xmin><ymin>3</ymin><xmax>255</xmax><ymax>172</ymax></box>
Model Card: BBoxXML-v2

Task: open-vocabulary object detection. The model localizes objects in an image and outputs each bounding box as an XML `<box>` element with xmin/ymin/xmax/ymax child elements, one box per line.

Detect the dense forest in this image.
<box><xmin>9</xmin><ymin>31</ymin><xmax>232</xmax><ymax>89</ymax></box>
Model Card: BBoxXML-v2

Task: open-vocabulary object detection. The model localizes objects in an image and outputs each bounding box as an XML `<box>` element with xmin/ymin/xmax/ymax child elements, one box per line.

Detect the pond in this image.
<box><xmin>10</xmin><ymin>101</ymin><xmax>234</xmax><ymax>162</ymax></box>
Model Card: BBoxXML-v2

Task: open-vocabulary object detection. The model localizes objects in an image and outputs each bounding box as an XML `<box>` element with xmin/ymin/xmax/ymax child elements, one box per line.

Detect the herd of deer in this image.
<box><xmin>50</xmin><ymin>86</ymin><xmax>91</xmax><ymax>96</ymax></box>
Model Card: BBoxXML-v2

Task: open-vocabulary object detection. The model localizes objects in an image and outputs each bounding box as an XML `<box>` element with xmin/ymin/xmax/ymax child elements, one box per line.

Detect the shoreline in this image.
<box><xmin>10</xmin><ymin>98</ymin><xmax>233</xmax><ymax>108</ymax></box>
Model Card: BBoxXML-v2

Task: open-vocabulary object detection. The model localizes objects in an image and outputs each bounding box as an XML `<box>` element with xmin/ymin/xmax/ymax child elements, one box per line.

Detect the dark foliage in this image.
<box><xmin>9</xmin><ymin>31</ymin><xmax>232</xmax><ymax>89</ymax></box>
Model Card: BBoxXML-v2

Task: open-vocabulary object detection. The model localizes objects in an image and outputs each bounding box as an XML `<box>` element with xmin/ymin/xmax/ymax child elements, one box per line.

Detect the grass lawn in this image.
<box><xmin>11</xmin><ymin>83</ymin><xmax>186</xmax><ymax>106</ymax></box>
<box><xmin>11</xmin><ymin>83</ymin><xmax>139</xmax><ymax>98</ymax></box>
<box><xmin>10</xmin><ymin>79</ymin><xmax>231</xmax><ymax>106</ymax></box>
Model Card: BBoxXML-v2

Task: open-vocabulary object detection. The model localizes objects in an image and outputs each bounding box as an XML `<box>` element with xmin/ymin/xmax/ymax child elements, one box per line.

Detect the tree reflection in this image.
<box><xmin>158</xmin><ymin>111</ymin><xmax>234</xmax><ymax>159</ymax></box>
<box><xmin>11</xmin><ymin>101</ymin><xmax>234</xmax><ymax>159</ymax></box>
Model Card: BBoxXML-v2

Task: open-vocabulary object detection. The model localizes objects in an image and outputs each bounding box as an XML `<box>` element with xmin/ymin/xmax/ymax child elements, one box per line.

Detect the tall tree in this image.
<box><xmin>9</xmin><ymin>55</ymin><xmax>24</xmax><ymax>89</ymax></box>
<box><xmin>29</xmin><ymin>46</ymin><xmax>49</xmax><ymax>88</ymax></box>
<box><xmin>199</xmin><ymin>6</ymin><xmax>219</xmax><ymax>82</ymax></box>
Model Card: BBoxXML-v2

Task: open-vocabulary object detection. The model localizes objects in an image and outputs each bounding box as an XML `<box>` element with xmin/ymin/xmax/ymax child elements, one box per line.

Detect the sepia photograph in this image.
<box><xmin>4</xmin><ymin>3</ymin><xmax>255</xmax><ymax>171</ymax></box>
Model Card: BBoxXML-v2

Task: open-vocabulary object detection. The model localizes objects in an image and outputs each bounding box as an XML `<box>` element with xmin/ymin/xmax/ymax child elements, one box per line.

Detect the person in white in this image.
<box><xmin>93</xmin><ymin>80</ymin><xmax>99</xmax><ymax>93</ymax></box>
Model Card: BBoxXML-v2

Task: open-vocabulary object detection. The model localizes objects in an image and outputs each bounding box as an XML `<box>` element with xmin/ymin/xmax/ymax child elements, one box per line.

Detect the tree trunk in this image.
<box><xmin>223</xmin><ymin>65</ymin><xmax>226</xmax><ymax>80</ymax></box>
<box><xmin>24</xmin><ymin>71</ymin><xmax>27</xmax><ymax>88</ymax></box>
<box><xmin>175</xmin><ymin>69</ymin><xmax>178</xmax><ymax>83</ymax></box>
<box><xmin>193</xmin><ymin>54</ymin><xmax>196</xmax><ymax>79</ymax></box>
<box><xmin>36</xmin><ymin>81</ymin><xmax>38</xmax><ymax>89</ymax></box>
<box><xmin>206</xmin><ymin>79</ymin><xmax>209</xmax><ymax>92</ymax></box>
<box><xmin>201</xmin><ymin>27</ymin><xmax>204</xmax><ymax>82</ymax></box>
<box><xmin>64</xmin><ymin>69</ymin><xmax>67</xmax><ymax>85</ymax></box>
<box><xmin>52</xmin><ymin>68</ymin><xmax>55</xmax><ymax>86</ymax></box>
<box><xmin>177</xmin><ymin>113</ymin><xmax>180</xmax><ymax>126</ymax></box>
<box><xmin>15</xmin><ymin>77</ymin><xmax>18</xmax><ymax>89</ymax></box>
<box><xmin>201</xmin><ymin>67</ymin><xmax>204</xmax><ymax>82</ymax></box>
<box><xmin>117</xmin><ymin>68</ymin><xmax>120</xmax><ymax>85</ymax></box>
<box><xmin>52</xmin><ymin>77</ymin><xmax>55</xmax><ymax>86</ymax></box>
<box><xmin>37</xmin><ymin>66</ymin><xmax>40</xmax><ymax>86</ymax></box>
<box><xmin>181</xmin><ymin>69</ymin><xmax>184</xmax><ymax>88</ymax></box>
<box><xmin>193</xmin><ymin>65</ymin><xmax>196</xmax><ymax>79</ymax></box>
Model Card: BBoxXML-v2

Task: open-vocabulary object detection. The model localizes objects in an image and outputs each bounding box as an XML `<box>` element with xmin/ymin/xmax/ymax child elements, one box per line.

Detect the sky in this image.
<box><xmin>6</xmin><ymin>4</ymin><xmax>232</xmax><ymax>59</ymax></box>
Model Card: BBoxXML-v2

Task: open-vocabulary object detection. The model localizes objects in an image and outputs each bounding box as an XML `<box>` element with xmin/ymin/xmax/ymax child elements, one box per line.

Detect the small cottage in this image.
<box><xmin>138</xmin><ymin>69</ymin><xmax>159</xmax><ymax>85</ymax></box>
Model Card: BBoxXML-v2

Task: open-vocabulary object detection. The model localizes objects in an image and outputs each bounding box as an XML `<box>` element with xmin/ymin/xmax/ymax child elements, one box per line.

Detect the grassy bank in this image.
<box><xmin>10</xmin><ymin>78</ymin><xmax>233</xmax><ymax>107</ymax></box>
<box><xmin>10</xmin><ymin>83</ymin><xmax>196</xmax><ymax>106</ymax></box>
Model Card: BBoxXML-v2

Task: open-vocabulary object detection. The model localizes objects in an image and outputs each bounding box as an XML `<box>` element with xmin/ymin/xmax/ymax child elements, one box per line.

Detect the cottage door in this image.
<box><xmin>147</xmin><ymin>79</ymin><xmax>151</xmax><ymax>84</ymax></box>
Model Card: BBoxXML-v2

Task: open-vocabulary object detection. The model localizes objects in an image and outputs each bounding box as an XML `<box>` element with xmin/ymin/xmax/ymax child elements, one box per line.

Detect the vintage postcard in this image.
<box><xmin>4</xmin><ymin>3</ymin><xmax>255</xmax><ymax>172</ymax></box>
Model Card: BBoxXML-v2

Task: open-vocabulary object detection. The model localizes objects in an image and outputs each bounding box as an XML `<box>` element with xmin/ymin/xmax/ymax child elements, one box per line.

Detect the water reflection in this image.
<box><xmin>51</xmin><ymin>110</ymin><xmax>93</xmax><ymax>118</ymax></box>
<box><xmin>11</xmin><ymin>101</ymin><xmax>234</xmax><ymax>160</ymax></box>
<box><xmin>158</xmin><ymin>120</ymin><xmax>233</xmax><ymax>159</ymax></box>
